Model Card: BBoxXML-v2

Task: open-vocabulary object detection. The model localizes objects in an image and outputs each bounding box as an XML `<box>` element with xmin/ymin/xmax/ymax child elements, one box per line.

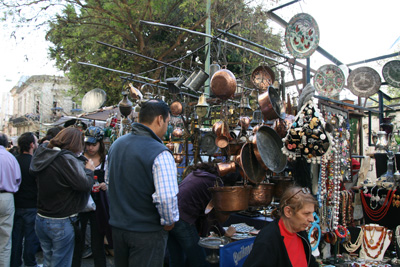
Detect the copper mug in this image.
<box><xmin>217</xmin><ymin>161</ymin><xmax>237</xmax><ymax>177</ymax></box>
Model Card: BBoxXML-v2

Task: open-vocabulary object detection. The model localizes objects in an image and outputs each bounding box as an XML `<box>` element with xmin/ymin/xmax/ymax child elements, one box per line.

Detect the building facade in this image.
<box><xmin>7</xmin><ymin>75</ymin><xmax>76</xmax><ymax>137</ymax></box>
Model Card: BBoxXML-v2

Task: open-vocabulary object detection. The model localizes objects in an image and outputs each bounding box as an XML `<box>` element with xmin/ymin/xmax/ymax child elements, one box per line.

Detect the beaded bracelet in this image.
<box><xmin>335</xmin><ymin>225</ymin><xmax>348</xmax><ymax>238</ymax></box>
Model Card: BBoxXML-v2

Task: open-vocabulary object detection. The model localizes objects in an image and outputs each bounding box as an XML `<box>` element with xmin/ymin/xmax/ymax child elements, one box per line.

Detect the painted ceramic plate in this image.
<box><xmin>313</xmin><ymin>64</ymin><xmax>345</xmax><ymax>97</ymax></box>
<box><xmin>382</xmin><ymin>60</ymin><xmax>400</xmax><ymax>88</ymax></box>
<box><xmin>347</xmin><ymin>67</ymin><xmax>381</xmax><ymax>97</ymax></box>
<box><xmin>285</xmin><ymin>13</ymin><xmax>320</xmax><ymax>59</ymax></box>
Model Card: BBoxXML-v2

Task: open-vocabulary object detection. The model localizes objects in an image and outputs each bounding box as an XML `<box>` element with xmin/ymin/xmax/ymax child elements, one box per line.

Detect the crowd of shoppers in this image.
<box><xmin>0</xmin><ymin>98</ymin><xmax>296</xmax><ymax>267</ymax></box>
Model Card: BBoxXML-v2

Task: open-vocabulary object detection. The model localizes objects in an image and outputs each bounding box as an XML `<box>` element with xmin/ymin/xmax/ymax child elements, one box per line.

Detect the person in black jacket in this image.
<box><xmin>244</xmin><ymin>186</ymin><xmax>319</xmax><ymax>267</ymax></box>
<box><xmin>30</xmin><ymin>127</ymin><xmax>94</xmax><ymax>267</ymax></box>
<box><xmin>11</xmin><ymin>132</ymin><xmax>40</xmax><ymax>267</ymax></box>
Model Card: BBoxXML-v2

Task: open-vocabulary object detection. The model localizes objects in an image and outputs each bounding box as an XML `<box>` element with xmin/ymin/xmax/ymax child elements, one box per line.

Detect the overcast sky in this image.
<box><xmin>1</xmin><ymin>0</ymin><xmax>399</xmax><ymax>97</ymax></box>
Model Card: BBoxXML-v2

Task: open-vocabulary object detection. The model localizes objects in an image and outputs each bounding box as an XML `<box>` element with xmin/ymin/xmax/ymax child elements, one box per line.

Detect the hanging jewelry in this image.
<box><xmin>344</xmin><ymin>227</ymin><xmax>364</xmax><ymax>253</ymax></box>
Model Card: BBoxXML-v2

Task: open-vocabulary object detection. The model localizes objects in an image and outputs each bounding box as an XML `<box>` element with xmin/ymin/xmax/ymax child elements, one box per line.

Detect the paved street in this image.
<box><xmin>36</xmin><ymin>251</ymin><xmax>115</xmax><ymax>266</ymax></box>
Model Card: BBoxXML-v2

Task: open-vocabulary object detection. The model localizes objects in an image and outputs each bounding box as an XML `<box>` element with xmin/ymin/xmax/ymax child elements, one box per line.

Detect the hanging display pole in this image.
<box><xmin>204</xmin><ymin>0</ymin><xmax>211</xmax><ymax>97</ymax></box>
<box><xmin>140</xmin><ymin>20</ymin><xmax>279</xmax><ymax>63</ymax></box>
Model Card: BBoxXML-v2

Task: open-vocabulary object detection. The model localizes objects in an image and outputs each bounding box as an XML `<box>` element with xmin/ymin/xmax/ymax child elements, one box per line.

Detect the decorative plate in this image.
<box><xmin>313</xmin><ymin>64</ymin><xmax>345</xmax><ymax>97</ymax></box>
<box><xmin>285</xmin><ymin>13</ymin><xmax>320</xmax><ymax>59</ymax></box>
<box><xmin>382</xmin><ymin>60</ymin><xmax>400</xmax><ymax>88</ymax></box>
<box><xmin>347</xmin><ymin>67</ymin><xmax>381</xmax><ymax>97</ymax></box>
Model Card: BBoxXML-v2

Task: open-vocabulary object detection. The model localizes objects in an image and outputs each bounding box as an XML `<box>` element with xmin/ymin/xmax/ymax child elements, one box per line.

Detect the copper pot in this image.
<box><xmin>270</xmin><ymin>176</ymin><xmax>294</xmax><ymax>199</ymax></box>
<box><xmin>258</xmin><ymin>86</ymin><xmax>283</xmax><ymax>121</ymax></box>
<box><xmin>208</xmin><ymin>185</ymin><xmax>251</xmax><ymax>212</ymax></box>
<box><xmin>217</xmin><ymin>161</ymin><xmax>237</xmax><ymax>177</ymax></box>
<box><xmin>210</xmin><ymin>69</ymin><xmax>237</xmax><ymax>100</ymax></box>
<box><xmin>248</xmin><ymin>183</ymin><xmax>275</xmax><ymax>207</ymax></box>
<box><xmin>170</xmin><ymin>101</ymin><xmax>183</xmax><ymax>116</ymax></box>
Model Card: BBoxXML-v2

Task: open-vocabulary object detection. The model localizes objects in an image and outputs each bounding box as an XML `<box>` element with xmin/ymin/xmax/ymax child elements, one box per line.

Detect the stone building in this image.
<box><xmin>7</xmin><ymin>75</ymin><xmax>77</xmax><ymax>137</ymax></box>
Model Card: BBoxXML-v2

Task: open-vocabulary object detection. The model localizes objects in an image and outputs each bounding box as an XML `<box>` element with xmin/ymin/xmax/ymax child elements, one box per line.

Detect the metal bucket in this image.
<box><xmin>182</xmin><ymin>70</ymin><xmax>199</xmax><ymax>88</ymax></box>
<box><xmin>248</xmin><ymin>183</ymin><xmax>275</xmax><ymax>207</ymax></box>
<box><xmin>187</xmin><ymin>69</ymin><xmax>209</xmax><ymax>92</ymax></box>
<box><xmin>208</xmin><ymin>186</ymin><xmax>251</xmax><ymax>212</ymax></box>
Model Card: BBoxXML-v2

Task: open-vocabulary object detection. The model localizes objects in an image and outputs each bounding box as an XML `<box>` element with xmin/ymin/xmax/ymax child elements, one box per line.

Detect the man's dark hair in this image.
<box><xmin>0</xmin><ymin>133</ymin><xmax>8</xmax><ymax>147</ymax></box>
<box><xmin>139</xmin><ymin>99</ymin><xmax>170</xmax><ymax>125</ymax></box>
<box><xmin>18</xmin><ymin>132</ymin><xmax>36</xmax><ymax>154</ymax></box>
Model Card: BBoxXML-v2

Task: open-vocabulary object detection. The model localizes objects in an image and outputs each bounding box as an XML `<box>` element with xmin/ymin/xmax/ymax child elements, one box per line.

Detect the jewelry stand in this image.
<box><xmin>359</xmin><ymin>223</ymin><xmax>392</xmax><ymax>261</ymax></box>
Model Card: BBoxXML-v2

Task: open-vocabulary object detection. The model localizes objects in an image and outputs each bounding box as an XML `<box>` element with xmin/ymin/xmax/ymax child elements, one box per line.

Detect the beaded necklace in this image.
<box><xmin>343</xmin><ymin>227</ymin><xmax>363</xmax><ymax>253</ymax></box>
<box><xmin>331</xmin><ymin>133</ymin><xmax>340</xmax><ymax>230</ymax></box>
<box><xmin>360</xmin><ymin>190</ymin><xmax>396</xmax><ymax>221</ymax></box>
<box><xmin>363</xmin><ymin>225</ymin><xmax>386</xmax><ymax>250</ymax></box>
<box><xmin>362</xmin><ymin>225</ymin><xmax>390</xmax><ymax>259</ymax></box>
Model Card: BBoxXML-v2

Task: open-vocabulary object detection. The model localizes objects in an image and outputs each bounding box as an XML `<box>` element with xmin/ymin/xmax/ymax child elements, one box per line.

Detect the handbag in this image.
<box><xmin>82</xmin><ymin>195</ymin><xmax>96</xmax><ymax>212</ymax></box>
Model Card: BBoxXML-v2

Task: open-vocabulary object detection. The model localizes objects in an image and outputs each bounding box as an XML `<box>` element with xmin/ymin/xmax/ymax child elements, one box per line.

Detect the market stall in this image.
<box><xmin>73</xmin><ymin>3</ymin><xmax>400</xmax><ymax>266</ymax></box>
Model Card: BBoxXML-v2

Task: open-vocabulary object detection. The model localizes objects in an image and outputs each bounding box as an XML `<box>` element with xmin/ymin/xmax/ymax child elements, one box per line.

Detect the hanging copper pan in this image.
<box><xmin>251</xmin><ymin>65</ymin><xmax>275</xmax><ymax>90</ymax></box>
<box><xmin>210</xmin><ymin>68</ymin><xmax>237</xmax><ymax>100</ymax></box>
<box><xmin>252</xmin><ymin>132</ymin><xmax>269</xmax><ymax>170</ymax></box>
<box><xmin>170</xmin><ymin>101</ymin><xmax>183</xmax><ymax>116</ymax></box>
<box><xmin>239</xmin><ymin>142</ymin><xmax>267</xmax><ymax>183</ymax></box>
<box><xmin>258</xmin><ymin>86</ymin><xmax>284</xmax><ymax>121</ymax></box>
<box><xmin>254</xmin><ymin>125</ymin><xmax>287</xmax><ymax>173</ymax></box>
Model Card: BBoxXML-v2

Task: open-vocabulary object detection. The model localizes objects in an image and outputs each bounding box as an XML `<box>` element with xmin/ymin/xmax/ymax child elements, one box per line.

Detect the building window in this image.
<box><xmin>53</xmin><ymin>101</ymin><xmax>57</xmax><ymax>115</ymax></box>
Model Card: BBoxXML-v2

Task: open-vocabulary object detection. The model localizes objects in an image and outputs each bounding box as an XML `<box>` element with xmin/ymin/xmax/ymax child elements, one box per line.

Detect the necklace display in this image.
<box><xmin>361</xmin><ymin>224</ymin><xmax>392</xmax><ymax>260</ymax></box>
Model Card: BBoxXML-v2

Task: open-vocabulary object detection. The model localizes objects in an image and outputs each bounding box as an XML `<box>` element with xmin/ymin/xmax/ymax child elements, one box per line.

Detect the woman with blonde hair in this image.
<box><xmin>30</xmin><ymin>127</ymin><xmax>94</xmax><ymax>267</ymax></box>
<box><xmin>244</xmin><ymin>186</ymin><xmax>319</xmax><ymax>267</ymax></box>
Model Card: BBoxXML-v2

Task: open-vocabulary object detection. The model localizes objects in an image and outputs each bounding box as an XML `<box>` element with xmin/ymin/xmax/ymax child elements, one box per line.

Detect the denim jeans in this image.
<box><xmin>11</xmin><ymin>208</ymin><xmax>40</xmax><ymax>267</ymax></box>
<box><xmin>167</xmin><ymin>220</ymin><xmax>208</xmax><ymax>267</ymax></box>
<box><xmin>112</xmin><ymin>226</ymin><xmax>168</xmax><ymax>267</ymax></box>
<box><xmin>35</xmin><ymin>215</ymin><xmax>77</xmax><ymax>267</ymax></box>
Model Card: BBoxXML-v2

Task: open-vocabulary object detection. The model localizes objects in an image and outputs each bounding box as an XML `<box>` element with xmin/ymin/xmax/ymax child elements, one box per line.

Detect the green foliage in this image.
<box><xmin>2</xmin><ymin>0</ymin><xmax>284</xmax><ymax>105</ymax></box>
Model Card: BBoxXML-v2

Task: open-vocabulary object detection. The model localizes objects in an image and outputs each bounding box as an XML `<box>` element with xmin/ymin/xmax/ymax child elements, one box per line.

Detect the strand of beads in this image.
<box><xmin>331</xmin><ymin>132</ymin><xmax>341</xmax><ymax>230</ymax></box>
